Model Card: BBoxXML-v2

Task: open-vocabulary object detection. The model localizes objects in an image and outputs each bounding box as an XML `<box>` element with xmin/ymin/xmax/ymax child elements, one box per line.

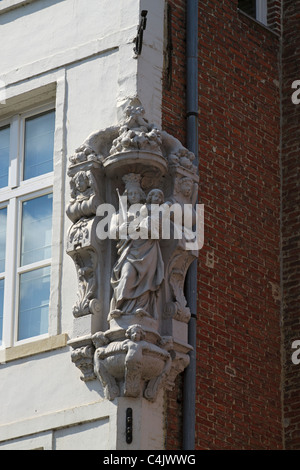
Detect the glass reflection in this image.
<box><xmin>0</xmin><ymin>207</ymin><xmax>7</xmax><ymax>273</ymax></box>
<box><xmin>23</xmin><ymin>110</ymin><xmax>55</xmax><ymax>180</ymax></box>
<box><xmin>21</xmin><ymin>194</ymin><xmax>53</xmax><ymax>266</ymax></box>
<box><xmin>18</xmin><ymin>266</ymin><xmax>50</xmax><ymax>341</ymax></box>
<box><xmin>0</xmin><ymin>126</ymin><xmax>10</xmax><ymax>189</ymax></box>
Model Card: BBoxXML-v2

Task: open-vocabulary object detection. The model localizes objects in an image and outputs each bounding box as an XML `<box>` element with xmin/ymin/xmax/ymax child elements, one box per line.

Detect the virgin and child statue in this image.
<box><xmin>109</xmin><ymin>174</ymin><xmax>165</xmax><ymax>319</ymax></box>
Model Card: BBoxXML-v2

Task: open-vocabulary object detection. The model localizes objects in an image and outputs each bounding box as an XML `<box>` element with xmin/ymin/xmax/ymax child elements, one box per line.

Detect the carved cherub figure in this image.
<box><xmin>138</xmin><ymin>188</ymin><xmax>170</xmax><ymax>239</ymax></box>
<box><xmin>122</xmin><ymin>325</ymin><xmax>171</xmax><ymax>399</ymax></box>
<box><xmin>177</xmin><ymin>176</ymin><xmax>198</xmax><ymax>205</ymax></box>
<box><xmin>70</xmin><ymin>171</ymin><xmax>93</xmax><ymax>201</ymax></box>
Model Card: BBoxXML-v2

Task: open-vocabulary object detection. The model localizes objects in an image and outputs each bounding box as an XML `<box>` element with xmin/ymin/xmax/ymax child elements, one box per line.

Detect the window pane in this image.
<box><xmin>21</xmin><ymin>194</ymin><xmax>53</xmax><ymax>266</ymax></box>
<box><xmin>0</xmin><ymin>207</ymin><xmax>7</xmax><ymax>273</ymax></box>
<box><xmin>0</xmin><ymin>126</ymin><xmax>10</xmax><ymax>189</ymax></box>
<box><xmin>0</xmin><ymin>279</ymin><xmax>4</xmax><ymax>346</ymax></box>
<box><xmin>238</xmin><ymin>0</ymin><xmax>256</xmax><ymax>17</ymax></box>
<box><xmin>23</xmin><ymin>110</ymin><xmax>55</xmax><ymax>180</ymax></box>
<box><xmin>18</xmin><ymin>266</ymin><xmax>50</xmax><ymax>341</ymax></box>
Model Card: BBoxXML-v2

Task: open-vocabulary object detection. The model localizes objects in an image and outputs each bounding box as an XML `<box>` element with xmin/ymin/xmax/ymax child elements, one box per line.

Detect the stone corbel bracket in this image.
<box><xmin>92</xmin><ymin>325</ymin><xmax>173</xmax><ymax>402</ymax></box>
<box><xmin>66</xmin><ymin>150</ymin><xmax>104</xmax><ymax>319</ymax></box>
<box><xmin>69</xmin><ymin>335</ymin><xmax>96</xmax><ymax>382</ymax></box>
<box><xmin>66</xmin><ymin>218</ymin><xmax>101</xmax><ymax>318</ymax></box>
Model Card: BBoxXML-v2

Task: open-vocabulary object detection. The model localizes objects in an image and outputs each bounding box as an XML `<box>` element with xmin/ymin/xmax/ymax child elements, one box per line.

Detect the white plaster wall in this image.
<box><xmin>0</xmin><ymin>350</ymin><xmax>103</xmax><ymax>425</ymax></box>
<box><xmin>138</xmin><ymin>0</ymin><xmax>165</xmax><ymax>127</ymax></box>
<box><xmin>0</xmin><ymin>0</ymin><xmax>167</xmax><ymax>450</ymax></box>
<box><xmin>1</xmin><ymin>0</ymin><xmax>129</xmax><ymax>75</ymax></box>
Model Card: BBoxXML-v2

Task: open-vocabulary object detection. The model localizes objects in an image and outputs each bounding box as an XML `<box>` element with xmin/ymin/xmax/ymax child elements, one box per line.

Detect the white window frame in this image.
<box><xmin>0</xmin><ymin>202</ymin><xmax>7</xmax><ymax>345</ymax></box>
<box><xmin>256</xmin><ymin>0</ymin><xmax>268</xmax><ymax>26</ymax></box>
<box><xmin>0</xmin><ymin>102</ymin><xmax>55</xmax><ymax>348</ymax></box>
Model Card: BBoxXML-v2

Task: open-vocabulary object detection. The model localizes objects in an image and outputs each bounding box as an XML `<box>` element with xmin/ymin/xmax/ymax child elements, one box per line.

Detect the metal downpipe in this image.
<box><xmin>183</xmin><ymin>0</ymin><xmax>198</xmax><ymax>451</ymax></box>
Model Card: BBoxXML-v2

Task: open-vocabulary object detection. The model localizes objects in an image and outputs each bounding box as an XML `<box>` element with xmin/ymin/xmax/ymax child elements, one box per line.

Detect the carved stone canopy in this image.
<box><xmin>67</xmin><ymin>99</ymin><xmax>199</xmax><ymax>402</ymax></box>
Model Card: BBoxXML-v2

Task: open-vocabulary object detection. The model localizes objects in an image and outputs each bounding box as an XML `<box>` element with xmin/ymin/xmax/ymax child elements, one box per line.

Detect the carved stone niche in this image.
<box><xmin>67</xmin><ymin>99</ymin><xmax>199</xmax><ymax>400</ymax></box>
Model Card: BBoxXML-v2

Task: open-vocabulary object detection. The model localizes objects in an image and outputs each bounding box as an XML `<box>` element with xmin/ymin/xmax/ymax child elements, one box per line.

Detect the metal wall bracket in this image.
<box><xmin>134</xmin><ymin>10</ymin><xmax>148</xmax><ymax>56</ymax></box>
<box><xmin>126</xmin><ymin>408</ymin><xmax>133</xmax><ymax>444</ymax></box>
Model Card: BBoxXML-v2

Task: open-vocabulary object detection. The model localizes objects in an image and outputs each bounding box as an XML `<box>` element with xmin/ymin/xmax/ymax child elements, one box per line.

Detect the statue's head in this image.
<box><xmin>180</xmin><ymin>177</ymin><xmax>194</xmax><ymax>198</ymax></box>
<box><xmin>146</xmin><ymin>189</ymin><xmax>164</xmax><ymax>205</ymax></box>
<box><xmin>125</xmin><ymin>325</ymin><xmax>146</xmax><ymax>342</ymax></box>
<box><xmin>122</xmin><ymin>173</ymin><xmax>146</xmax><ymax>204</ymax></box>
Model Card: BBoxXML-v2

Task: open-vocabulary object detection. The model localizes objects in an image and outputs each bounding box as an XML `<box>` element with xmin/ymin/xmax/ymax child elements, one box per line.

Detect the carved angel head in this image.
<box><xmin>146</xmin><ymin>189</ymin><xmax>165</xmax><ymax>205</ymax></box>
<box><xmin>125</xmin><ymin>325</ymin><xmax>146</xmax><ymax>342</ymax></box>
<box><xmin>180</xmin><ymin>177</ymin><xmax>194</xmax><ymax>198</ymax></box>
<box><xmin>70</xmin><ymin>171</ymin><xmax>92</xmax><ymax>200</ymax></box>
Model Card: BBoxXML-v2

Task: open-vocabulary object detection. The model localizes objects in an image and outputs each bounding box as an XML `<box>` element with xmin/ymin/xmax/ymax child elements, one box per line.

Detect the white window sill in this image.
<box><xmin>0</xmin><ymin>0</ymin><xmax>38</xmax><ymax>15</ymax></box>
<box><xmin>0</xmin><ymin>333</ymin><xmax>68</xmax><ymax>364</ymax></box>
<box><xmin>238</xmin><ymin>9</ymin><xmax>280</xmax><ymax>37</ymax></box>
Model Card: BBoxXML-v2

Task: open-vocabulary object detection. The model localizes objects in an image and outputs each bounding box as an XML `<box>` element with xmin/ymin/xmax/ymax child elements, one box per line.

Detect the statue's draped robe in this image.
<box><xmin>110</xmin><ymin>218</ymin><xmax>164</xmax><ymax>317</ymax></box>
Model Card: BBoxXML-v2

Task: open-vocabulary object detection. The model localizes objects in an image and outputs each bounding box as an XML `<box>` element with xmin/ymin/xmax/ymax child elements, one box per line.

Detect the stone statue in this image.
<box><xmin>67</xmin><ymin>100</ymin><xmax>199</xmax><ymax>400</ymax></box>
<box><xmin>109</xmin><ymin>174</ymin><xmax>164</xmax><ymax>320</ymax></box>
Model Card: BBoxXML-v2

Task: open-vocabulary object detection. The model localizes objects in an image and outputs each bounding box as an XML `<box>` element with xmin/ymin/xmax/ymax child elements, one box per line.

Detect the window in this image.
<box><xmin>0</xmin><ymin>126</ymin><xmax>9</xmax><ymax>189</ymax></box>
<box><xmin>238</xmin><ymin>0</ymin><xmax>268</xmax><ymax>25</ymax></box>
<box><xmin>0</xmin><ymin>106</ymin><xmax>55</xmax><ymax>346</ymax></box>
<box><xmin>0</xmin><ymin>206</ymin><xmax>7</xmax><ymax>343</ymax></box>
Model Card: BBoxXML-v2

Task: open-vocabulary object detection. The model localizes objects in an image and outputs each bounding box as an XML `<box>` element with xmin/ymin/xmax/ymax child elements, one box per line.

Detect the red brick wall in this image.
<box><xmin>281</xmin><ymin>0</ymin><xmax>300</xmax><ymax>451</ymax></box>
<box><xmin>163</xmin><ymin>0</ymin><xmax>283</xmax><ymax>450</ymax></box>
<box><xmin>268</xmin><ymin>0</ymin><xmax>282</xmax><ymax>34</ymax></box>
<box><xmin>162</xmin><ymin>0</ymin><xmax>187</xmax><ymax>147</ymax></box>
